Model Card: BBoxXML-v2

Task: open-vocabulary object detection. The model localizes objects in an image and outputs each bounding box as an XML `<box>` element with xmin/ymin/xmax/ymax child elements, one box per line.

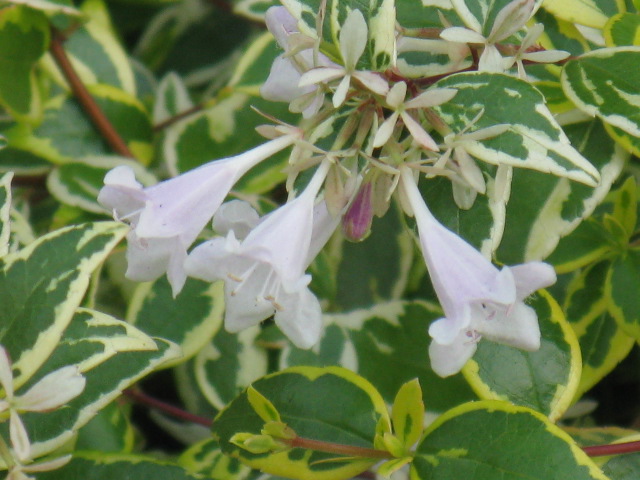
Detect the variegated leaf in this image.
<box><xmin>542</xmin><ymin>0</ymin><xmax>625</xmax><ymax>29</ymax></box>
<box><xmin>562</xmin><ymin>47</ymin><xmax>640</xmax><ymax>139</ymax></box>
<box><xmin>0</xmin><ymin>221</ymin><xmax>127</xmax><ymax>388</ymax></box>
<box><xmin>127</xmin><ymin>278</ymin><xmax>224</xmax><ymax>367</ymax></box>
<box><xmin>0</xmin><ymin>172</ymin><xmax>12</xmax><ymax>257</ymax></box>
<box><xmin>432</xmin><ymin>72</ymin><xmax>600</xmax><ymax>185</ymax></box>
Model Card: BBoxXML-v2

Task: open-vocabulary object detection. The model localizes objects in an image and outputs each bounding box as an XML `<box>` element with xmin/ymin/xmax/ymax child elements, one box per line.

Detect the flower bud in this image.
<box><xmin>342</xmin><ymin>180</ymin><xmax>374</xmax><ymax>242</ymax></box>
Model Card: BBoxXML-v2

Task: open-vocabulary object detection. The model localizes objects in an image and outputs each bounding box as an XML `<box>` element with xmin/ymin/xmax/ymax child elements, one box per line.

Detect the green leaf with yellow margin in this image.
<box><xmin>391</xmin><ymin>379</ymin><xmax>424</xmax><ymax>450</ymax></box>
<box><xmin>7</xmin><ymin>86</ymin><xmax>153</xmax><ymax>165</ymax></box>
<box><xmin>36</xmin><ymin>452</ymin><xmax>202</xmax><ymax>480</ymax></box>
<box><xmin>606</xmin><ymin>247</ymin><xmax>640</xmax><ymax>339</ymax></box>
<box><xmin>127</xmin><ymin>278</ymin><xmax>224</xmax><ymax>368</ymax></box>
<box><xmin>75</xmin><ymin>401</ymin><xmax>136</xmax><ymax>453</ymax></box>
<box><xmin>281</xmin><ymin>301</ymin><xmax>477</xmax><ymax>413</ymax></box>
<box><xmin>0</xmin><ymin>221</ymin><xmax>127</xmax><ymax>389</ymax></box>
<box><xmin>412</xmin><ymin>400</ymin><xmax>609</xmax><ymax>480</ymax></box>
<box><xmin>194</xmin><ymin>325</ymin><xmax>268</xmax><ymax>410</ymax></box>
<box><xmin>463</xmin><ymin>291</ymin><xmax>581</xmax><ymax>422</ymax></box>
<box><xmin>0</xmin><ymin>172</ymin><xmax>12</xmax><ymax>257</ymax></box>
<box><xmin>0</xmin><ymin>5</ymin><xmax>49</xmax><ymax>122</ymax></box>
<box><xmin>213</xmin><ymin>366</ymin><xmax>391</xmax><ymax>480</ymax></box>
<box><xmin>179</xmin><ymin>437</ymin><xmax>251</xmax><ymax>480</ymax></box>
<box><xmin>23</xmin><ymin>334</ymin><xmax>180</xmax><ymax>457</ymax></box>
<box><xmin>542</xmin><ymin>0</ymin><xmax>625</xmax><ymax>29</ymax></box>
<box><xmin>562</xmin><ymin>47</ymin><xmax>640</xmax><ymax>139</ymax></box>
<box><xmin>564</xmin><ymin>261</ymin><xmax>634</xmax><ymax>399</ymax></box>
<box><xmin>601</xmin><ymin>434</ymin><xmax>640</xmax><ymax>479</ymax></box>
<box><xmin>604</xmin><ymin>12</ymin><xmax>640</xmax><ymax>47</ymax></box>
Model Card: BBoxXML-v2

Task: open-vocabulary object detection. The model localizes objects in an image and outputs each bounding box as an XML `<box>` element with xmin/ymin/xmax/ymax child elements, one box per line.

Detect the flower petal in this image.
<box><xmin>274</xmin><ymin>284</ymin><xmax>323</xmax><ymax>349</ymax></box>
<box><xmin>429</xmin><ymin>331</ymin><xmax>477</xmax><ymax>377</ymax></box>
<box><xmin>478</xmin><ymin>302</ymin><xmax>541</xmax><ymax>351</ymax></box>
<box><xmin>17</xmin><ymin>366</ymin><xmax>85</xmax><ymax>412</ymax></box>
<box><xmin>0</xmin><ymin>345</ymin><xmax>14</xmax><ymax>400</ymax></box>
<box><xmin>10</xmin><ymin>411</ymin><xmax>30</xmax><ymax>461</ymax></box>
<box><xmin>509</xmin><ymin>262</ymin><xmax>557</xmax><ymax>300</ymax></box>
<box><xmin>339</xmin><ymin>9</ymin><xmax>368</xmax><ymax>69</ymax></box>
<box><xmin>440</xmin><ymin>27</ymin><xmax>486</xmax><ymax>44</ymax></box>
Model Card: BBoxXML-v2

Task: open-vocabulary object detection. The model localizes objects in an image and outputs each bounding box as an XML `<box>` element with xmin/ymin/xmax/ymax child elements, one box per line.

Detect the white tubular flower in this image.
<box><xmin>261</xmin><ymin>7</ymin><xmax>328</xmax><ymax>118</ymax></box>
<box><xmin>298</xmin><ymin>9</ymin><xmax>389</xmax><ymax>107</ymax></box>
<box><xmin>0</xmin><ymin>347</ymin><xmax>85</xmax><ymax>463</ymax></box>
<box><xmin>373</xmin><ymin>82</ymin><xmax>457</xmax><ymax>150</ymax></box>
<box><xmin>441</xmin><ymin>0</ymin><xmax>537</xmax><ymax>72</ymax></box>
<box><xmin>98</xmin><ymin>134</ymin><xmax>299</xmax><ymax>296</ymax></box>
<box><xmin>185</xmin><ymin>161</ymin><xmax>338</xmax><ymax>349</ymax></box>
<box><xmin>501</xmin><ymin>24</ymin><xmax>570</xmax><ymax>79</ymax></box>
<box><xmin>399</xmin><ymin>167</ymin><xmax>556</xmax><ymax>377</ymax></box>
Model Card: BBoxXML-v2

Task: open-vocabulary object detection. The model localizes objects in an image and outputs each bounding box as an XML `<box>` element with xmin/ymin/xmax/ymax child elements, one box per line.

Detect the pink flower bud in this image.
<box><xmin>342</xmin><ymin>181</ymin><xmax>374</xmax><ymax>242</ymax></box>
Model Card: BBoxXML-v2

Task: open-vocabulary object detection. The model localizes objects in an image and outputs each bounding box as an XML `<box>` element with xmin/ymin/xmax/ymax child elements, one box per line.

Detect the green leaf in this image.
<box><xmin>412</xmin><ymin>400</ymin><xmax>609</xmax><ymax>480</ymax></box>
<box><xmin>333</xmin><ymin>202</ymin><xmax>414</xmax><ymax>310</ymax></box>
<box><xmin>606</xmin><ymin>247</ymin><xmax>640</xmax><ymax>339</ymax></box>
<box><xmin>391</xmin><ymin>379</ymin><xmax>424</xmax><ymax>450</ymax></box>
<box><xmin>542</xmin><ymin>0</ymin><xmax>624</xmax><ymax>28</ymax></box>
<box><xmin>0</xmin><ymin>5</ymin><xmax>50</xmax><ymax>121</ymax></box>
<box><xmin>604</xmin><ymin>12</ymin><xmax>640</xmax><ymax>46</ymax></box>
<box><xmin>37</xmin><ymin>453</ymin><xmax>202</xmax><ymax>480</ymax></box>
<box><xmin>601</xmin><ymin>435</ymin><xmax>640</xmax><ymax>480</ymax></box>
<box><xmin>47</xmin><ymin>155</ymin><xmax>157</xmax><ymax>214</ymax></box>
<box><xmin>463</xmin><ymin>291</ymin><xmax>581</xmax><ymax>422</ymax></box>
<box><xmin>213</xmin><ymin>366</ymin><xmax>391</xmax><ymax>480</ymax></box>
<box><xmin>59</xmin><ymin>0</ymin><xmax>137</xmax><ymax>95</ymax></box>
<box><xmin>153</xmin><ymin>72</ymin><xmax>194</xmax><ymax>124</ymax></box>
<box><xmin>178</xmin><ymin>437</ymin><xmax>251</xmax><ymax>480</ymax></box>
<box><xmin>281</xmin><ymin>301</ymin><xmax>477</xmax><ymax>413</ymax></box>
<box><xmin>194</xmin><ymin>326</ymin><xmax>268</xmax><ymax>410</ymax></box>
<box><xmin>23</xmin><ymin>333</ymin><xmax>180</xmax><ymax>457</ymax></box>
<box><xmin>8</xmin><ymin>87</ymin><xmax>153</xmax><ymax>165</ymax></box>
<box><xmin>496</xmin><ymin>119</ymin><xmax>625</xmax><ymax>264</ymax></box>
<box><xmin>127</xmin><ymin>278</ymin><xmax>224</xmax><ymax>367</ymax></box>
<box><xmin>0</xmin><ymin>221</ymin><xmax>127</xmax><ymax>388</ymax></box>
<box><xmin>562</xmin><ymin>47</ymin><xmax>640</xmax><ymax>139</ymax></box>
<box><xmin>450</xmin><ymin>0</ymin><xmax>531</xmax><ymax>37</ymax></box>
<box><xmin>432</xmin><ymin>72</ymin><xmax>600</xmax><ymax>185</ymax></box>
<box><xmin>74</xmin><ymin>401</ymin><xmax>136</xmax><ymax>453</ymax></box>
<box><xmin>0</xmin><ymin>171</ymin><xmax>12</xmax><ymax>257</ymax></box>
<box><xmin>564</xmin><ymin>261</ymin><xmax>634</xmax><ymax>398</ymax></box>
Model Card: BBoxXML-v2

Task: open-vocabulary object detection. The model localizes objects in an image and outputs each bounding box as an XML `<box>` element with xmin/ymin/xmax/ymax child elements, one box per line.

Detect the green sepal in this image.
<box><xmin>463</xmin><ymin>291</ymin><xmax>581</xmax><ymax>422</ymax></box>
<box><xmin>411</xmin><ymin>400</ymin><xmax>609</xmax><ymax>480</ymax></box>
<box><xmin>0</xmin><ymin>5</ymin><xmax>50</xmax><ymax>122</ymax></box>
<box><xmin>213</xmin><ymin>366</ymin><xmax>391</xmax><ymax>480</ymax></box>
<box><xmin>0</xmin><ymin>221</ymin><xmax>127</xmax><ymax>388</ymax></box>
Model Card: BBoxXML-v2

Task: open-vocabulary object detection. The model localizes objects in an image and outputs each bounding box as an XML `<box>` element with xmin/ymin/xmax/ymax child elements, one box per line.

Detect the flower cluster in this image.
<box><xmin>97</xmin><ymin>0</ymin><xmax>594</xmax><ymax>375</ymax></box>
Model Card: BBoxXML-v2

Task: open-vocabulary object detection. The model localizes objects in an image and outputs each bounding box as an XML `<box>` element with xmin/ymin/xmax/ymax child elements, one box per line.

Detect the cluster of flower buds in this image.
<box><xmin>100</xmin><ymin>0</ymin><xmax>587</xmax><ymax>376</ymax></box>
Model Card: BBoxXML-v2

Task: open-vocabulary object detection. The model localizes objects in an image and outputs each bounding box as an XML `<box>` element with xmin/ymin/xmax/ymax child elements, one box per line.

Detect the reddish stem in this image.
<box><xmin>287</xmin><ymin>436</ymin><xmax>393</xmax><ymax>459</ymax></box>
<box><xmin>583</xmin><ymin>441</ymin><xmax>640</xmax><ymax>457</ymax></box>
<box><xmin>49</xmin><ymin>29</ymin><xmax>135</xmax><ymax>158</ymax></box>
<box><xmin>123</xmin><ymin>388</ymin><xmax>213</xmax><ymax>428</ymax></box>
